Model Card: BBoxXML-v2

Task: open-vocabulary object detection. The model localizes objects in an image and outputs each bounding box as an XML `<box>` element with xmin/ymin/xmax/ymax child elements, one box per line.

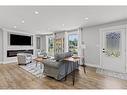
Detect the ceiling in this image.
<box><xmin>0</xmin><ymin>6</ymin><xmax>127</xmax><ymax>34</ymax></box>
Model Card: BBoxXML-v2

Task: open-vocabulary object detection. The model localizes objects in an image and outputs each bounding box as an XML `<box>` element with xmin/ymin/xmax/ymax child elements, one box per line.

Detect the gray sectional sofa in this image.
<box><xmin>43</xmin><ymin>52</ymin><xmax>79</xmax><ymax>80</ymax></box>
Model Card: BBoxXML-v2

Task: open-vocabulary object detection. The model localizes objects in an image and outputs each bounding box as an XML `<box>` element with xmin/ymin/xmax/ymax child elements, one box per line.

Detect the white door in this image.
<box><xmin>100</xmin><ymin>28</ymin><xmax>126</xmax><ymax>73</ymax></box>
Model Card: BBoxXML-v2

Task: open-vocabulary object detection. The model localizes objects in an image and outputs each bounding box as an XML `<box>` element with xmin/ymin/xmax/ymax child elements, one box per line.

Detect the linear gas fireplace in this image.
<box><xmin>7</xmin><ymin>49</ymin><xmax>33</xmax><ymax>57</ymax></box>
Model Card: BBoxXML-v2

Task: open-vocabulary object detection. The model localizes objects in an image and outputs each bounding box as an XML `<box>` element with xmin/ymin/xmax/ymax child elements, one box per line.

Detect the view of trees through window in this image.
<box><xmin>68</xmin><ymin>34</ymin><xmax>78</xmax><ymax>55</ymax></box>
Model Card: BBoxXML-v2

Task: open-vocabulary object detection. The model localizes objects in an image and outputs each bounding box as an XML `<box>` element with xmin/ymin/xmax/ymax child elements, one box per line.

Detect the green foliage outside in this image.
<box><xmin>68</xmin><ymin>37</ymin><xmax>78</xmax><ymax>55</ymax></box>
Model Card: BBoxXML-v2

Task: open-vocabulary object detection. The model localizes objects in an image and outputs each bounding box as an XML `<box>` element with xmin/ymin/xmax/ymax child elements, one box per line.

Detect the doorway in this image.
<box><xmin>100</xmin><ymin>27</ymin><xmax>126</xmax><ymax>73</ymax></box>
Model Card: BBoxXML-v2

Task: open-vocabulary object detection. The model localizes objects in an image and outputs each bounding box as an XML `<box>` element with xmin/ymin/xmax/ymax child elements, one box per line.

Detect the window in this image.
<box><xmin>68</xmin><ymin>34</ymin><xmax>79</xmax><ymax>55</ymax></box>
<box><xmin>36</xmin><ymin>37</ymin><xmax>41</xmax><ymax>49</ymax></box>
<box><xmin>46</xmin><ymin>35</ymin><xmax>54</xmax><ymax>56</ymax></box>
<box><xmin>105</xmin><ymin>32</ymin><xmax>120</xmax><ymax>57</ymax></box>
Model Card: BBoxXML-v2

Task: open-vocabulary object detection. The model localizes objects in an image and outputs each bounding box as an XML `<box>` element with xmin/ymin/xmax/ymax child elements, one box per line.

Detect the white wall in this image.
<box><xmin>82</xmin><ymin>19</ymin><xmax>127</xmax><ymax>68</ymax></box>
<box><xmin>2</xmin><ymin>28</ymin><xmax>36</xmax><ymax>64</ymax></box>
<box><xmin>35</xmin><ymin>35</ymin><xmax>46</xmax><ymax>51</ymax></box>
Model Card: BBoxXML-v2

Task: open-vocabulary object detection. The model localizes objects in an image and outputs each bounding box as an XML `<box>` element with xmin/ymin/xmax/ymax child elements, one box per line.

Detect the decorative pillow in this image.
<box><xmin>54</xmin><ymin>53</ymin><xmax>65</xmax><ymax>61</ymax></box>
<box><xmin>64</xmin><ymin>52</ymin><xmax>73</xmax><ymax>58</ymax></box>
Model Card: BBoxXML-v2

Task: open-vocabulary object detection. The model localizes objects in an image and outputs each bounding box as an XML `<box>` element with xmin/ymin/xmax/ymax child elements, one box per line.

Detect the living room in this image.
<box><xmin>1</xmin><ymin>3</ymin><xmax>127</xmax><ymax>93</ymax></box>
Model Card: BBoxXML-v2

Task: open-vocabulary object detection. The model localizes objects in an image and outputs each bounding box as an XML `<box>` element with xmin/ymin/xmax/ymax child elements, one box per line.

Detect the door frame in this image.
<box><xmin>100</xmin><ymin>25</ymin><xmax>127</xmax><ymax>73</ymax></box>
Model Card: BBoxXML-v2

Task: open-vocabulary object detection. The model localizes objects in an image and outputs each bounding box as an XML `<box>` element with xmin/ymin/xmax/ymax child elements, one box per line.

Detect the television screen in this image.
<box><xmin>10</xmin><ymin>34</ymin><xmax>32</xmax><ymax>45</ymax></box>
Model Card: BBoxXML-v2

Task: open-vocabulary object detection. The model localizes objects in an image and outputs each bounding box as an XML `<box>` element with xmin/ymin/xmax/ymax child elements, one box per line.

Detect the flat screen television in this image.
<box><xmin>10</xmin><ymin>34</ymin><xmax>32</xmax><ymax>45</ymax></box>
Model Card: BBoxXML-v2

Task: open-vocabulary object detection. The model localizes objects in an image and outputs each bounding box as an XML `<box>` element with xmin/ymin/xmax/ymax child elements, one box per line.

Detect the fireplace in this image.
<box><xmin>7</xmin><ymin>49</ymin><xmax>33</xmax><ymax>57</ymax></box>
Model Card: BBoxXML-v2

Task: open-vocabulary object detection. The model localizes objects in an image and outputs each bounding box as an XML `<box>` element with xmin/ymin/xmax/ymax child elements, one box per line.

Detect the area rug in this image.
<box><xmin>19</xmin><ymin>62</ymin><xmax>45</xmax><ymax>78</ymax></box>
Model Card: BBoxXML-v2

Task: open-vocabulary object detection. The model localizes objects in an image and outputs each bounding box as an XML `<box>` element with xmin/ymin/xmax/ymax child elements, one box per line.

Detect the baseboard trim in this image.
<box><xmin>2</xmin><ymin>61</ymin><xmax>17</xmax><ymax>64</ymax></box>
<box><xmin>85</xmin><ymin>63</ymin><xmax>100</xmax><ymax>68</ymax></box>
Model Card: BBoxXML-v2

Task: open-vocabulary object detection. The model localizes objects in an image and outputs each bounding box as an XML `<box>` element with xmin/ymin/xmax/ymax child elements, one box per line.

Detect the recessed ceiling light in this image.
<box><xmin>48</xmin><ymin>28</ymin><xmax>50</xmax><ymax>30</ymax></box>
<box><xmin>84</xmin><ymin>17</ymin><xmax>89</xmax><ymax>20</ymax></box>
<box><xmin>34</xmin><ymin>11</ymin><xmax>39</xmax><ymax>15</ymax></box>
<box><xmin>14</xmin><ymin>26</ymin><xmax>17</xmax><ymax>28</ymax></box>
<box><xmin>21</xmin><ymin>20</ymin><xmax>25</xmax><ymax>23</ymax></box>
<box><xmin>62</xmin><ymin>24</ymin><xmax>65</xmax><ymax>26</ymax></box>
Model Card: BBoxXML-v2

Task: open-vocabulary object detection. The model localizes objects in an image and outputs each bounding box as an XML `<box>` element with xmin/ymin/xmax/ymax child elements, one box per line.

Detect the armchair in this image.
<box><xmin>17</xmin><ymin>53</ymin><xmax>32</xmax><ymax>65</ymax></box>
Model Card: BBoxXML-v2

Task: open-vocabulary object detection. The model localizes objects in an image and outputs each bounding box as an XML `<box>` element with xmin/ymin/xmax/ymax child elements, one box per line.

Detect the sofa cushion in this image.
<box><xmin>64</xmin><ymin>52</ymin><xmax>73</xmax><ymax>58</ymax></box>
<box><xmin>54</xmin><ymin>52</ymin><xmax>73</xmax><ymax>61</ymax></box>
<box><xmin>43</xmin><ymin>59</ymin><xmax>62</xmax><ymax>68</ymax></box>
<box><xmin>54</xmin><ymin>53</ymin><xmax>65</xmax><ymax>61</ymax></box>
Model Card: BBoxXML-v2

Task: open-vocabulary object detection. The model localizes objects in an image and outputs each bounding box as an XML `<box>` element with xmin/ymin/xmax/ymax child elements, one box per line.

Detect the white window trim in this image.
<box><xmin>67</xmin><ymin>30</ymin><xmax>80</xmax><ymax>56</ymax></box>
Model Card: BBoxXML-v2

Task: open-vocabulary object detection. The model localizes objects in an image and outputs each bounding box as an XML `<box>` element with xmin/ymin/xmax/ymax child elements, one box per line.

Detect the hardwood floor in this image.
<box><xmin>0</xmin><ymin>63</ymin><xmax>127</xmax><ymax>89</ymax></box>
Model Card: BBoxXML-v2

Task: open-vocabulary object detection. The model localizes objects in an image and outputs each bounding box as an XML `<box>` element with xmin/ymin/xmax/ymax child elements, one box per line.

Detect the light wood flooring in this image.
<box><xmin>0</xmin><ymin>63</ymin><xmax>127</xmax><ymax>89</ymax></box>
